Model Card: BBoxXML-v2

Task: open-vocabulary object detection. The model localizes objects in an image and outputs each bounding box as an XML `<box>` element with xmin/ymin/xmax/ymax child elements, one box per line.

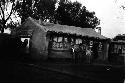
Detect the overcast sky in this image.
<box><xmin>71</xmin><ymin>0</ymin><xmax>125</xmax><ymax>38</ymax></box>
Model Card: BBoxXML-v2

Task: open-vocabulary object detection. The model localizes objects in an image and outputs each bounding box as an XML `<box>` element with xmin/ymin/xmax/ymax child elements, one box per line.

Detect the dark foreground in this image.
<box><xmin>0</xmin><ymin>58</ymin><xmax>125</xmax><ymax>83</ymax></box>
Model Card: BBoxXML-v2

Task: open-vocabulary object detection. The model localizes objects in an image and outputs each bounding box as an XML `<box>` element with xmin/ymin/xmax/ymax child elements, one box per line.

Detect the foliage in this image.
<box><xmin>16</xmin><ymin>0</ymin><xmax>100</xmax><ymax>29</ymax></box>
<box><xmin>15</xmin><ymin>0</ymin><xmax>35</xmax><ymax>23</ymax></box>
<box><xmin>6</xmin><ymin>21</ymin><xmax>19</xmax><ymax>29</ymax></box>
<box><xmin>35</xmin><ymin>0</ymin><xmax>57</xmax><ymax>22</ymax></box>
<box><xmin>55</xmin><ymin>0</ymin><xmax>100</xmax><ymax>28</ymax></box>
<box><xmin>16</xmin><ymin>0</ymin><xmax>57</xmax><ymax>23</ymax></box>
<box><xmin>0</xmin><ymin>0</ymin><xmax>19</xmax><ymax>33</ymax></box>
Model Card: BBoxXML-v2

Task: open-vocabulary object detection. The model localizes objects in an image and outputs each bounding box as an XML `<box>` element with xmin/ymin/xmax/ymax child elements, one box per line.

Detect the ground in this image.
<box><xmin>0</xmin><ymin>57</ymin><xmax>125</xmax><ymax>83</ymax></box>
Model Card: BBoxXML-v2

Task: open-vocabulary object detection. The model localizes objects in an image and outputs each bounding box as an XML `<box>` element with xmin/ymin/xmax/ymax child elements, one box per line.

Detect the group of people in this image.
<box><xmin>70</xmin><ymin>44</ymin><xmax>93</xmax><ymax>63</ymax></box>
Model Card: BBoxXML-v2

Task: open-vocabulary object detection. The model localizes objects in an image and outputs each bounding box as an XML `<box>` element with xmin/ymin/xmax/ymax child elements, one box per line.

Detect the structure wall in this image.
<box><xmin>94</xmin><ymin>41</ymin><xmax>109</xmax><ymax>63</ymax></box>
<box><xmin>30</xmin><ymin>28</ymin><xmax>48</xmax><ymax>60</ymax></box>
<box><xmin>48</xmin><ymin>50</ymin><xmax>72</xmax><ymax>59</ymax></box>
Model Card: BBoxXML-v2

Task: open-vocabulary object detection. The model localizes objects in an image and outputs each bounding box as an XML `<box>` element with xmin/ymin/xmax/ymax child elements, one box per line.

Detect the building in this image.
<box><xmin>108</xmin><ymin>34</ymin><xmax>125</xmax><ymax>64</ymax></box>
<box><xmin>15</xmin><ymin>17</ymin><xmax>109</xmax><ymax>63</ymax></box>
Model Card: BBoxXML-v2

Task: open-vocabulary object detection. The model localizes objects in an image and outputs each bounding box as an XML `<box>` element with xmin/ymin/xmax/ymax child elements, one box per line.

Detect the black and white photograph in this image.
<box><xmin>0</xmin><ymin>0</ymin><xmax>125</xmax><ymax>83</ymax></box>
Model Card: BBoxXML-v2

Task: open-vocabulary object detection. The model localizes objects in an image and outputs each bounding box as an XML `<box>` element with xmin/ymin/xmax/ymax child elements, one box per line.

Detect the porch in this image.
<box><xmin>47</xmin><ymin>31</ymin><xmax>109</xmax><ymax>63</ymax></box>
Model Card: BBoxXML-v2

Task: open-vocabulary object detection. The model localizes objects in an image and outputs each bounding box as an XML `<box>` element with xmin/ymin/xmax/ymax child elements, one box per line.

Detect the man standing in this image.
<box><xmin>86</xmin><ymin>47</ymin><xmax>92</xmax><ymax>63</ymax></box>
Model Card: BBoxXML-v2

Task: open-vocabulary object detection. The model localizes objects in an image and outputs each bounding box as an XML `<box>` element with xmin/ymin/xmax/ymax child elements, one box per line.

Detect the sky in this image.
<box><xmin>71</xmin><ymin>0</ymin><xmax>125</xmax><ymax>38</ymax></box>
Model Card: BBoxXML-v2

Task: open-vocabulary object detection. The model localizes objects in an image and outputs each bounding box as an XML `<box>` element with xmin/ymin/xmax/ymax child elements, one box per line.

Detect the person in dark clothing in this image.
<box><xmin>74</xmin><ymin>45</ymin><xmax>80</xmax><ymax>63</ymax></box>
<box><xmin>118</xmin><ymin>48</ymin><xmax>122</xmax><ymax>54</ymax></box>
<box><xmin>92</xmin><ymin>43</ymin><xmax>98</xmax><ymax>60</ymax></box>
<box><xmin>20</xmin><ymin>39</ymin><xmax>29</xmax><ymax>56</ymax></box>
<box><xmin>23</xmin><ymin>39</ymin><xmax>28</xmax><ymax>47</ymax></box>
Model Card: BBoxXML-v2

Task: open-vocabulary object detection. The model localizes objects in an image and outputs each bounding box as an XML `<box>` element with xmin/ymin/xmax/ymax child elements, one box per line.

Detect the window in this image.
<box><xmin>52</xmin><ymin>42</ymin><xmax>57</xmax><ymax>48</ymax></box>
<box><xmin>64</xmin><ymin>37</ymin><xmax>68</xmax><ymax>43</ymax></box>
<box><xmin>52</xmin><ymin>37</ymin><xmax>63</xmax><ymax>49</ymax></box>
<box><xmin>53</xmin><ymin>37</ymin><xmax>58</xmax><ymax>42</ymax></box>
<box><xmin>76</xmin><ymin>39</ymin><xmax>82</xmax><ymax>44</ymax></box>
<box><xmin>58</xmin><ymin>37</ymin><xmax>63</xmax><ymax>42</ymax></box>
<box><xmin>21</xmin><ymin>38</ymin><xmax>30</xmax><ymax>53</ymax></box>
<box><xmin>21</xmin><ymin>38</ymin><xmax>30</xmax><ymax>48</ymax></box>
<box><xmin>122</xmin><ymin>45</ymin><xmax>125</xmax><ymax>54</ymax></box>
<box><xmin>51</xmin><ymin>36</ymin><xmax>69</xmax><ymax>49</ymax></box>
<box><xmin>112</xmin><ymin>44</ymin><xmax>123</xmax><ymax>54</ymax></box>
<box><xmin>53</xmin><ymin>36</ymin><xmax>63</xmax><ymax>42</ymax></box>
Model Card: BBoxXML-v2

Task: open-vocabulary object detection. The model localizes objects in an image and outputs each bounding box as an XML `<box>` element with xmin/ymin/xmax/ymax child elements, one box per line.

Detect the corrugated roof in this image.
<box><xmin>17</xmin><ymin>17</ymin><xmax>108</xmax><ymax>39</ymax></box>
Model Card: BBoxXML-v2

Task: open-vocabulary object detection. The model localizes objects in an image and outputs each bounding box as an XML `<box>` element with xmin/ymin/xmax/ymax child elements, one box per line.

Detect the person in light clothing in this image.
<box><xmin>86</xmin><ymin>47</ymin><xmax>92</xmax><ymax>63</ymax></box>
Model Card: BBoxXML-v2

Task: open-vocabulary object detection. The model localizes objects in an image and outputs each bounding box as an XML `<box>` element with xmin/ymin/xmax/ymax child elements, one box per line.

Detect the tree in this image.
<box><xmin>6</xmin><ymin>20</ymin><xmax>19</xmax><ymax>29</ymax></box>
<box><xmin>55</xmin><ymin>0</ymin><xmax>81</xmax><ymax>25</ymax></box>
<box><xmin>55</xmin><ymin>0</ymin><xmax>100</xmax><ymax>28</ymax></box>
<box><xmin>0</xmin><ymin>0</ymin><xmax>18</xmax><ymax>33</ymax></box>
<box><xmin>78</xmin><ymin>6</ymin><xmax>100</xmax><ymax>28</ymax></box>
<box><xmin>35</xmin><ymin>0</ymin><xmax>57</xmax><ymax>22</ymax></box>
<box><xmin>16</xmin><ymin>0</ymin><xmax>100</xmax><ymax>29</ymax></box>
<box><xmin>16</xmin><ymin>0</ymin><xmax>57</xmax><ymax>23</ymax></box>
<box><xmin>15</xmin><ymin>0</ymin><xmax>34</xmax><ymax>23</ymax></box>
